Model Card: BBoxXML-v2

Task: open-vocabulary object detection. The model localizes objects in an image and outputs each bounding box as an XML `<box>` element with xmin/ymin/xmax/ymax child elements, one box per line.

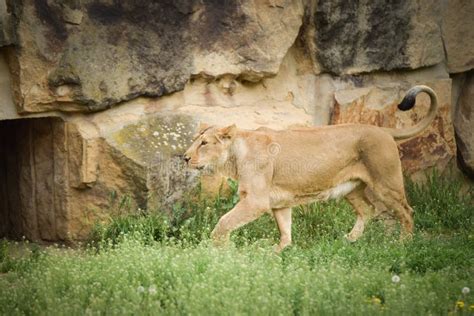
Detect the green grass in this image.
<box><xmin>0</xmin><ymin>174</ymin><xmax>473</xmax><ymax>315</ymax></box>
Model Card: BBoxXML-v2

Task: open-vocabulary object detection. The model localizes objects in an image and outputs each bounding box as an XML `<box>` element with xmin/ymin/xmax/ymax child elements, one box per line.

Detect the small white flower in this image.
<box><xmin>462</xmin><ymin>287</ymin><xmax>470</xmax><ymax>295</ymax></box>
<box><xmin>149</xmin><ymin>285</ymin><xmax>157</xmax><ymax>295</ymax></box>
<box><xmin>153</xmin><ymin>131</ymin><xmax>159</xmax><ymax>137</ymax></box>
<box><xmin>392</xmin><ymin>275</ymin><xmax>400</xmax><ymax>283</ymax></box>
<box><xmin>137</xmin><ymin>286</ymin><xmax>145</xmax><ymax>293</ymax></box>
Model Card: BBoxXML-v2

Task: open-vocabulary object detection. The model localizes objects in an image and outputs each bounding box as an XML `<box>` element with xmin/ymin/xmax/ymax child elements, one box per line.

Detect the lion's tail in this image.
<box><xmin>382</xmin><ymin>85</ymin><xmax>438</xmax><ymax>140</ymax></box>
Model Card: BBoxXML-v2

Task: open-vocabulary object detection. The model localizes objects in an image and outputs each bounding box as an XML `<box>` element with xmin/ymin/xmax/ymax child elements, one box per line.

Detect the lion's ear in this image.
<box><xmin>219</xmin><ymin>124</ymin><xmax>237</xmax><ymax>140</ymax></box>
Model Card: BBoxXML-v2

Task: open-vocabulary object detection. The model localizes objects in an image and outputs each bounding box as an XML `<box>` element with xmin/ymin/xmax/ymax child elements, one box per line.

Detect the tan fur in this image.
<box><xmin>183</xmin><ymin>86</ymin><xmax>438</xmax><ymax>252</ymax></box>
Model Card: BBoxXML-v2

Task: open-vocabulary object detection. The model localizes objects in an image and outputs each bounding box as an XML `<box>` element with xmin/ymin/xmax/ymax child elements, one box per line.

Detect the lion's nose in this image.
<box><xmin>183</xmin><ymin>155</ymin><xmax>191</xmax><ymax>163</ymax></box>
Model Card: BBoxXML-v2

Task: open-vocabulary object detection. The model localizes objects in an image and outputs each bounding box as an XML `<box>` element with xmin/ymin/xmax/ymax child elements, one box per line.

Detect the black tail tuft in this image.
<box><xmin>397</xmin><ymin>91</ymin><xmax>416</xmax><ymax>111</ymax></box>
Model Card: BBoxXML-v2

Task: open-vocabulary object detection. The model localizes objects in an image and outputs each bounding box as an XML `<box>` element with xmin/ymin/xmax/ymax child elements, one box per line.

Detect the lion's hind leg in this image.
<box><xmin>369</xmin><ymin>184</ymin><xmax>414</xmax><ymax>239</ymax></box>
<box><xmin>380</xmin><ymin>192</ymin><xmax>414</xmax><ymax>238</ymax></box>
<box><xmin>344</xmin><ymin>184</ymin><xmax>376</xmax><ymax>242</ymax></box>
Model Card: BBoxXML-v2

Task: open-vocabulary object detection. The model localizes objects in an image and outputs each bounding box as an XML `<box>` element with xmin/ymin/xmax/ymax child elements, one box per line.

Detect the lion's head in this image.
<box><xmin>183</xmin><ymin>123</ymin><xmax>237</xmax><ymax>170</ymax></box>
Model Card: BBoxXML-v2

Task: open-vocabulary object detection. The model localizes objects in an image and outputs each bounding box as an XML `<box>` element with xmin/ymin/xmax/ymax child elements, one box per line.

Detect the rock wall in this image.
<box><xmin>7</xmin><ymin>0</ymin><xmax>303</xmax><ymax>112</ymax></box>
<box><xmin>308</xmin><ymin>0</ymin><xmax>444</xmax><ymax>74</ymax></box>
<box><xmin>454</xmin><ymin>70</ymin><xmax>474</xmax><ymax>178</ymax></box>
<box><xmin>0</xmin><ymin>0</ymin><xmax>472</xmax><ymax>241</ymax></box>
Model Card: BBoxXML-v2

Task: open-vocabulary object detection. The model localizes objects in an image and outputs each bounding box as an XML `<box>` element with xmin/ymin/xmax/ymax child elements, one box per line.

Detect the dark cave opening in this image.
<box><xmin>0</xmin><ymin>117</ymin><xmax>66</xmax><ymax>241</ymax></box>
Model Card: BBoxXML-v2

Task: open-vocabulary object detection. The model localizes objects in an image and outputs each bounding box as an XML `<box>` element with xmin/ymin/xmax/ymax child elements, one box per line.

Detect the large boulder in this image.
<box><xmin>305</xmin><ymin>0</ymin><xmax>444</xmax><ymax>75</ymax></box>
<box><xmin>454</xmin><ymin>71</ymin><xmax>474</xmax><ymax>178</ymax></box>
<box><xmin>442</xmin><ymin>0</ymin><xmax>474</xmax><ymax>73</ymax></box>
<box><xmin>7</xmin><ymin>0</ymin><xmax>303</xmax><ymax>113</ymax></box>
<box><xmin>0</xmin><ymin>0</ymin><xmax>13</xmax><ymax>46</ymax></box>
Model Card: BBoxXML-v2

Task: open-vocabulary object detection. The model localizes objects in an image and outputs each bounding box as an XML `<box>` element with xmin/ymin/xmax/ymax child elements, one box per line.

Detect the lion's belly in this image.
<box><xmin>269</xmin><ymin>180</ymin><xmax>360</xmax><ymax>209</ymax></box>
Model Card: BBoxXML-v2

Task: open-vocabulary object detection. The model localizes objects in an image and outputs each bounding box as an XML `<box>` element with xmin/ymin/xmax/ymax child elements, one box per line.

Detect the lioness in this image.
<box><xmin>184</xmin><ymin>85</ymin><xmax>437</xmax><ymax>252</ymax></box>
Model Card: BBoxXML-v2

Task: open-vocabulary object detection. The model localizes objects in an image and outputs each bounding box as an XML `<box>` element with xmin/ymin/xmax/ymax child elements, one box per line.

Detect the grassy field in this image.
<box><xmin>0</xmin><ymin>173</ymin><xmax>473</xmax><ymax>315</ymax></box>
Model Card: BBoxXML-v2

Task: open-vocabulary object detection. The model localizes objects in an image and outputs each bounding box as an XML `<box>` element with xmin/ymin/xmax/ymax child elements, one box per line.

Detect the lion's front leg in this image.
<box><xmin>211</xmin><ymin>199</ymin><xmax>268</xmax><ymax>246</ymax></box>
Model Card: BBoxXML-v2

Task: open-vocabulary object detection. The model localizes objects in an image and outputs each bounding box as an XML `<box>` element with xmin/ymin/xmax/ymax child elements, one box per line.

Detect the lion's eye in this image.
<box><xmin>201</xmin><ymin>140</ymin><xmax>208</xmax><ymax>146</ymax></box>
